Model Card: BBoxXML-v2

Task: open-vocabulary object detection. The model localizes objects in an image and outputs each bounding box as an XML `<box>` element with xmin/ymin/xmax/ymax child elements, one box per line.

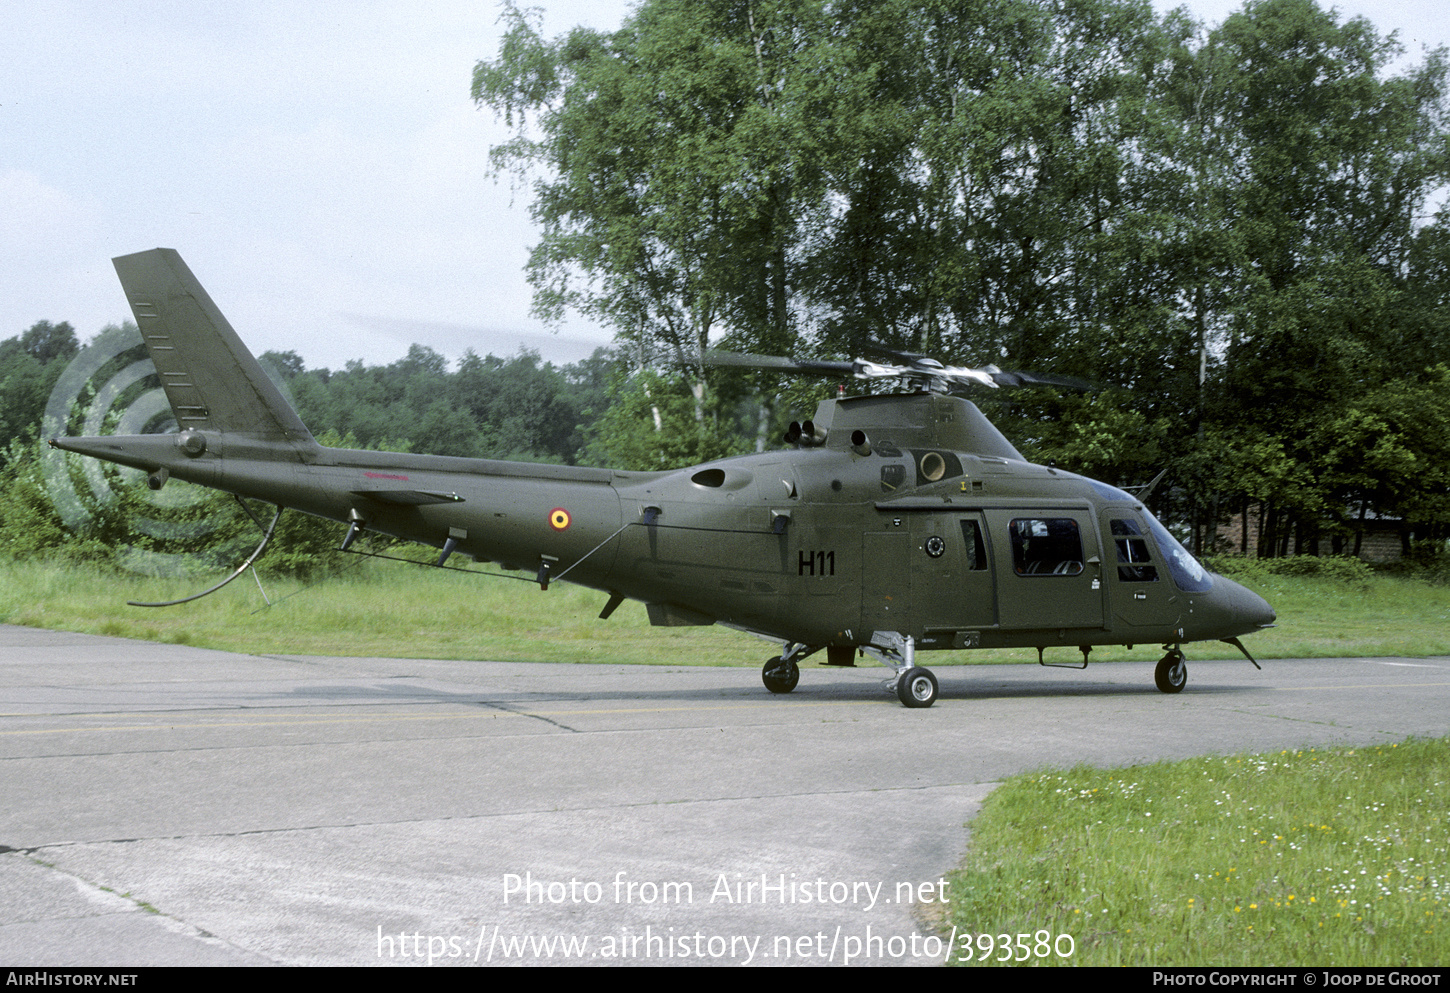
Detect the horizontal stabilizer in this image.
<box><xmin>112</xmin><ymin>249</ymin><xmax>315</xmax><ymax>444</ymax></box>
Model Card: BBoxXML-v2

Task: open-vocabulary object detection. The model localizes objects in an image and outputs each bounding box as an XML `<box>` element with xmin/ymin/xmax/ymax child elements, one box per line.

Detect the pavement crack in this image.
<box><xmin>475</xmin><ymin>700</ymin><xmax>579</xmax><ymax>732</ymax></box>
<box><xmin>1</xmin><ymin>850</ymin><xmax>274</xmax><ymax>963</ymax></box>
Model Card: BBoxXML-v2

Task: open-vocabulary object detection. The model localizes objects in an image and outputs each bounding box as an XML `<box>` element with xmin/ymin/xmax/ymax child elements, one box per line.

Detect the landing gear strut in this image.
<box><xmin>862</xmin><ymin>633</ymin><xmax>940</xmax><ymax>708</ymax></box>
<box><xmin>758</xmin><ymin>634</ymin><xmax>942</xmax><ymax>708</ymax></box>
<box><xmin>1154</xmin><ymin>647</ymin><xmax>1187</xmax><ymax>694</ymax></box>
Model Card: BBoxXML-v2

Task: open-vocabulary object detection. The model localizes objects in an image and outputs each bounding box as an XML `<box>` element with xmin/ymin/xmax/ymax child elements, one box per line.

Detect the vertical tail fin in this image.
<box><xmin>112</xmin><ymin>249</ymin><xmax>315</xmax><ymax>445</ymax></box>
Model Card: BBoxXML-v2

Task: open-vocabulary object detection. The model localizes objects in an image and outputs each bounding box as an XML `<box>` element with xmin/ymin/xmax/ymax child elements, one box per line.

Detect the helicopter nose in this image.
<box><xmin>1201</xmin><ymin>574</ymin><xmax>1276</xmax><ymax>637</ymax></box>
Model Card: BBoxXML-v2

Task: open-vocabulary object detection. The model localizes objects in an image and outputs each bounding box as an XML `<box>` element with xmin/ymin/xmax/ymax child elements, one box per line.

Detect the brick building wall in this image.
<box><xmin>1214</xmin><ymin>505</ymin><xmax>1403</xmax><ymax>562</ymax></box>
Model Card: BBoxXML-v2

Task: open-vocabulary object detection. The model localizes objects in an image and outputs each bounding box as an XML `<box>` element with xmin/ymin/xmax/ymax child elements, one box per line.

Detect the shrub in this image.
<box><xmin>1207</xmin><ymin>554</ymin><xmax>1372</xmax><ymax>587</ymax></box>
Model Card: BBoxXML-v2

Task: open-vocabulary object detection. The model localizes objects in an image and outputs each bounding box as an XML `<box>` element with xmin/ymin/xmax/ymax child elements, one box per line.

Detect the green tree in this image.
<box><xmin>587</xmin><ymin>369</ymin><xmax>750</xmax><ymax>470</ymax></box>
<box><xmin>1193</xmin><ymin>0</ymin><xmax>1450</xmax><ymax>551</ymax></box>
<box><xmin>1312</xmin><ymin>368</ymin><xmax>1450</xmax><ymax>552</ymax></box>
<box><xmin>469</xmin><ymin>0</ymin><xmax>1450</xmax><ymax>553</ymax></box>
<box><xmin>0</xmin><ymin>321</ymin><xmax>81</xmax><ymax>465</ymax></box>
<box><xmin>474</xmin><ymin>0</ymin><xmax>840</xmax><ymax>439</ymax></box>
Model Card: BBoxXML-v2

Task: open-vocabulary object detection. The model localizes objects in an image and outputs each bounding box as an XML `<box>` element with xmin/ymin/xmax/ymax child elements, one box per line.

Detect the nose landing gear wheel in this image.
<box><xmin>1154</xmin><ymin>652</ymin><xmax>1187</xmax><ymax>694</ymax></box>
<box><xmin>896</xmin><ymin>667</ymin><xmax>938</xmax><ymax>708</ymax></box>
<box><xmin>762</xmin><ymin>656</ymin><xmax>800</xmax><ymax>694</ymax></box>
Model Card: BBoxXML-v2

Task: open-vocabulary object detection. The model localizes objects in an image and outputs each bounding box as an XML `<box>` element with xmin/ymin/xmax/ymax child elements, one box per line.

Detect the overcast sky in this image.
<box><xmin>3</xmin><ymin>1</ymin><xmax>1444</xmax><ymax>371</ymax></box>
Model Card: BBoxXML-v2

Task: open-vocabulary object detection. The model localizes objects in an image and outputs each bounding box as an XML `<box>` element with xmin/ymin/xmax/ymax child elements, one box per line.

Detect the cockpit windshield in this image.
<box><xmin>1088</xmin><ymin>480</ymin><xmax>1213</xmax><ymax>593</ymax></box>
<box><xmin>1144</xmin><ymin>512</ymin><xmax>1213</xmax><ymax>593</ymax></box>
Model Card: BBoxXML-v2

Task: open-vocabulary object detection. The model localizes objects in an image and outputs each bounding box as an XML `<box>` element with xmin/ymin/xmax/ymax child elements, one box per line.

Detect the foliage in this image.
<box><xmin>474</xmin><ymin>0</ymin><xmax>835</xmax><ymax>416</ymax></box>
<box><xmin>0</xmin><ymin>321</ymin><xmax>79</xmax><ymax>469</ymax></box>
<box><xmin>262</xmin><ymin>345</ymin><xmax>606</xmax><ymax>463</ymax></box>
<box><xmin>586</xmin><ymin>369</ymin><xmax>754</xmax><ymax>470</ymax></box>
<box><xmin>1019</xmin><ymin>390</ymin><xmax>1169</xmax><ymax>487</ymax></box>
<box><xmin>0</xmin><ymin>324</ymin><xmax>735</xmax><ymax>571</ymax></box>
<box><xmin>0</xmin><ymin>439</ymin><xmax>93</xmax><ymax>562</ymax></box>
<box><xmin>473</xmin><ymin>0</ymin><xmax>1450</xmax><ymax>557</ymax></box>
<box><xmin>1207</xmin><ymin>553</ymin><xmax>1373</xmax><ymax>588</ymax></box>
<box><xmin>5</xmin><ymin>0</ymin><xmax>1449</xmax><ymax>566</ymax></box>
<box><xmin>1379</xmin><ymin>540</ymin><xmax>1450</xmax><ymax>585</ymax></box>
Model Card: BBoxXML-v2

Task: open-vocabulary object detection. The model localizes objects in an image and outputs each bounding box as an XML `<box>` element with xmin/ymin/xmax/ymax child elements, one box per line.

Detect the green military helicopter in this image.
<box><xmin>50</xmin><ymin>249</ymin><xmax>1275</xmax><ymax>708</ymax></box>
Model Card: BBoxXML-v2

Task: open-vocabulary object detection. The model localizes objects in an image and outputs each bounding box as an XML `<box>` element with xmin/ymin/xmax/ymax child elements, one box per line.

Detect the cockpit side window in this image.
<box><xmin>1009</xmin><ymin>518</ymin><xmax>1084</xmax><ymax>576</ymax></box>
<box><xmin>1111</xmin><ymin>517</ymin><xmax>1158</xmax><ymax>582</ymax></box>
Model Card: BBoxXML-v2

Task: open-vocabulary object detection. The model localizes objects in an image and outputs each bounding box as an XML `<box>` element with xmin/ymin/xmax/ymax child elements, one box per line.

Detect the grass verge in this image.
<box><xmin>3</xmin><ymin>558</ymin><xmax>1449</xmax><ymax>664</ymax></box>
<box><xmin>945</xmin><ymin>738</ymin><xmax>1449</xmax><ymax>966</ymax></box>
<box><xmin>0</xmin><ymin>557</ymin><xmax>754</xmax><ymax>664</ymax></box>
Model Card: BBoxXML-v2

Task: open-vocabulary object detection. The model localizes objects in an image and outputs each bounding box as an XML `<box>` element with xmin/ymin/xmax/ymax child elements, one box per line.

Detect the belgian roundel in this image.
<box><xmin>549</xmin><ymin>507</ymin><xmax>571</xmax><ymax>530</ymax></box>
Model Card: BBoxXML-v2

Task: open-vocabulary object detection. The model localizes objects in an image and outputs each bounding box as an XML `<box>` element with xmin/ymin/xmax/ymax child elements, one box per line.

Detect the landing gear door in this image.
<box><xmin>986</xmin><ymin>510</ymin><xmax>1106</xmax><ymax>630</ymax></box>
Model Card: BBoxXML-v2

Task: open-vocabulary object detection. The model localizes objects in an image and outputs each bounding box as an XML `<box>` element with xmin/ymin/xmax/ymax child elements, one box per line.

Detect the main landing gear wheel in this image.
<box><xmin>1154</xmin><ymin>651</ymin><xmax>1187</xmax><ymax>694</ymax></box>
<box><xmin>896</xmin><ymin>667</ymin><xmax>938</xmax><ymax>708</ymax></box>
<box><xmin>762</xmin><ymin>656</ymin><xmax>800</xmax><ymax>694</ymax></box>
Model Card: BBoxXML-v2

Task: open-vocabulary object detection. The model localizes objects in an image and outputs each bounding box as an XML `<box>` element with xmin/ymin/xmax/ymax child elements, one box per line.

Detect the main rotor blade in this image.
<box><xmin>701</xmin><ymin>350</ymin><xmax>857</xmax><ymax>377</ymax></box>
<box><xmin>702</xmin><ymin>348</ymin><xmax>1091</xmax><ymax>392</ymax></box>
<box><xmin>865</xmin><ymin>347</ymin><xmax>1090</xmax><ymax>391</ymax></box>
<box><xmin>965</xmin><ymin>364</ymin><xmax>1093</xmax><ymax>391</ymax></box>
<box><xmin>862</xmin><ymin>344</ymin><xmax>928</xmax><ymax>366</ymax></box>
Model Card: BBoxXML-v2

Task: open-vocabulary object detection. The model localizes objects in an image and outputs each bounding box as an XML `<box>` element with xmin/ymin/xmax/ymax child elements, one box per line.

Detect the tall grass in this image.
<box><xmin>4</xmin><ymin>558</ymin><xmax>1449</xmax><ymax>663</ymax></box>
<box><xmin>0</xmin><ymin>557</ymin><xmax>754</xmax><ymax>664</ymax></box>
